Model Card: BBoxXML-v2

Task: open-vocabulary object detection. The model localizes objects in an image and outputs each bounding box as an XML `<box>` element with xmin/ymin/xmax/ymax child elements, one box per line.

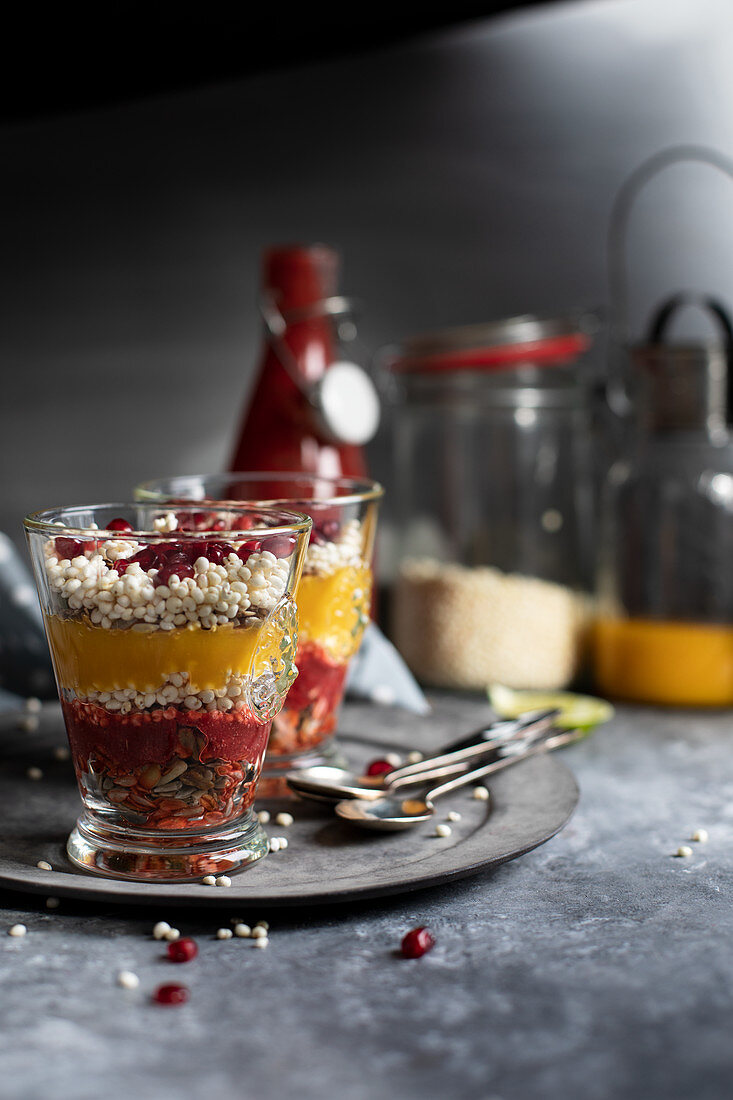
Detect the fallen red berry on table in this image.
<box><xmin>167</xmin><ymin>937</ymin><xmax>198</xmax><ymax>963</ymax></box>
<box><xmin>153</xmin><ymin>983</ymin><xmax>190</xmax><ymax>1005</ymax></box>
<box><xmin>401</xmin><ymin>926</ymin><xmax>435</xmax><ymax>959</ymax></box>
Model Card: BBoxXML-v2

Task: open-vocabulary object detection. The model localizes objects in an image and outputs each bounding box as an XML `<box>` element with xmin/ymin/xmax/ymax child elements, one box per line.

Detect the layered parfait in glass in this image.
<box><xmin>135</xmin><ymin>475</ymin><xmax>383</xmax><ymax>789</ymax></box>
<box><xmin>24</xmin><ymin>503</ymin><xmax>311</xmax><ymax>880</ymax></box>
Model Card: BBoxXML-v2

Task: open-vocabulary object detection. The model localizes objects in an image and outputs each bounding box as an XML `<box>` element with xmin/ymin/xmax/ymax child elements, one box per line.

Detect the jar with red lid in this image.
<box><xmin>384</xmin><ymin>314</ymin><xmax>597</xmax><ymax>692</ymax></box>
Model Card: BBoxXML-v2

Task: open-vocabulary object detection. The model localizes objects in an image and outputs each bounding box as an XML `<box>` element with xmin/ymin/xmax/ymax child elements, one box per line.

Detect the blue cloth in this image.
<box><xmin>345</xmin><ymin>622</ymin><xmax>431</xmax><ymax>715</ymax></box>
<box><xmin>0</xmin><ymin>533</ymin><xmax>55</xmax><ymax>704</ymax></box>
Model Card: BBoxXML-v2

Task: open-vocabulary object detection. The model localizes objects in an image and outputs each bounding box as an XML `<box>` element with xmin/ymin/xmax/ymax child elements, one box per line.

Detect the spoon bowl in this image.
<box><xmin>335</xmin><ymin>793</ymin><xmax>435</xmax><ymax>830</ymax></box>
<box><xmin>286</xmin><ymin>765</ymin><xmax>390</xmax><ymax>803</ymax></box>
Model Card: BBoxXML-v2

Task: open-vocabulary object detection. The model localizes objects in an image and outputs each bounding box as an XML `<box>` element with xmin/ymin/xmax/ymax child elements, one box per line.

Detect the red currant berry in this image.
<box><xmin>107</xmin><ymin>517</ymin><xmax>133</xmax><ymax>533</ymax></box>
<box><xmin>267</xmin><ymin>535</ymin><xmax>296</xmax><ymax>559</ymax></box>
<box><xmin>128</xmin><ymin>546</ymin><xmax>161</xmax><ymax>571</ymax></box>
<box><xmin>401</xmin><ymin>927</ymin><xmax>435</xmax><ymax>959</ymax></box>
<box><xmin>54</xmin><ymin>536</ymin><xmax>85</xmax><ymax>560</ymax></box>
<box><xmin>167</xmin><ymin>937</ymin><xmax>198</xmax><ymax>963</ymax></box>
<box><xmin>156</xmin><ymin>556</ymin><xmax>194</xmax><ymax>585</ymax></box>
<box><xmin>237</xmin><ymin>539</ymin><xmax>261</xmax><ymax>560</ymax></box>
<box><xmin>365</xmin><ymin>759</ymin><xmax>393</xmax><ymax>777</ymax></box>
<box><xmin>153</xmin><ymin>982</ymin><xmax>189</xmax><ymax>1005</ymax></box>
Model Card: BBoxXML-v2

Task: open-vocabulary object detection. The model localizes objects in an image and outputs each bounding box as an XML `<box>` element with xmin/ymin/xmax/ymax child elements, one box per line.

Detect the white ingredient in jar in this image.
<box><xmin>391</xmin><ymin>557</ymin><xmax>588</xmax><ymax>691</ymax></box>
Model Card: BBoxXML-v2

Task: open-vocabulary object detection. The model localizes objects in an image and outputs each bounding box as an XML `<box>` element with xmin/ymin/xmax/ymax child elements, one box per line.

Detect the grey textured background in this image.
<box><xmin>2</xmin><ymin>0</ymin><xmax>733</xmax><ymax>551</ymax></box>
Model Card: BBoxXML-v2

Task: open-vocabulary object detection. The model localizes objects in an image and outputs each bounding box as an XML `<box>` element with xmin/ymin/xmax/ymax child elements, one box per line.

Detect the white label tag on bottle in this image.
<box><xmin>314</xmin><ymin>361</ymin><xmax>381</xmax><ymax>445</ymax></box>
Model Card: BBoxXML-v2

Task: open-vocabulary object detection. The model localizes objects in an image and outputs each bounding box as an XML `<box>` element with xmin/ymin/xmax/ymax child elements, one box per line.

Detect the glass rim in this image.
<box><xmin>23</xmin><ymin>502</ymin><xmax>313</xmax><ymax>540</ymax></box>
<box><xmin>134</xmin><ymin>471</ymin><xmax>385</xmax><ymax>508</ymax></box>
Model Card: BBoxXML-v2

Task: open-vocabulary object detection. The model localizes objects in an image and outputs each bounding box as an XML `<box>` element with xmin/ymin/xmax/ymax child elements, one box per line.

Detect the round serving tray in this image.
<box><xmin>0</xmin><ymin>711</ymin><xmax>578</xmax><ymax>907</ymax></box>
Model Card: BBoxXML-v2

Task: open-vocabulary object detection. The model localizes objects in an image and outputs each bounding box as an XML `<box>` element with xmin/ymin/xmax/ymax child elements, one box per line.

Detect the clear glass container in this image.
<box><xmin>24</xmin><ymin>502</ymin><xmax>311</xmax><ymax>880</ymax></box>
<box><xmin>385</xmin><ymin>315</ymin><xmax>596</xmax><ymax>692</ymax></box>
<box><xmin>594</xmin><ymin>309</ymin><xmax>733</xmax><ymax>706</ymax></box>
<box><xmin>135</xmin><ymin>473</ymin><xmax>383</xmax><ymax>791</ymax></box>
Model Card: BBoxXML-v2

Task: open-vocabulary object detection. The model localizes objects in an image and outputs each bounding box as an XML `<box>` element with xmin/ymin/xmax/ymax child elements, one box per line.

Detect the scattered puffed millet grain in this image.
<box><xmin>25</xmin><ymin>697</ymin><xmax>42</xmax><ymax>714</ymax></box>
<box><xmin>201</xmin><ymin>875</ymin><xmax>217</xmax><ymax>886</ymax></box>
<box><xmin>253</xmin><ymin>936</ymin><xmax>269</xmax><ymax>949</ymax></box>
<box><xmin>234</xmin><ymin>924</ymin><xmax>251</xmax><ymax>938</ymax></box>
<box><xmin>36</xmin><ymin>860</ymin><xmax>52</xmax><ymax>871</ymax></box>
<box><xmin>53</xmin><ymin>746</ymin><xmax>70</xmax><ymax>761</ymax></box>
<box><xmin>153</xmin><ymin>922</ymin><xmax>171</xmax><ymax>940</ymax></box>
<box><xmin>257</xmin><ymin>810</ymin><xmax>271</xmax><ymax>824</ymax></box>
<box><xmin>215</xmin><ymin>876</ymin><xmax>232</xmax><ymax>888</ymax></box>
<box><xmin>254</xmin><ymin>921</ymin><xmax>269</xmax><ymax>931</ymax></box>
<box><xmin>8</xmin><ymin>925</ymin><xmax>26</xmax><ymax>937</ymax></box>
<box><xmin>164</xmin><ymin>928</ymin><xmax>181</xmax><ymax>942</ymax></box>
<box><xmin>676</xmin><ymin>846</ymin><xmax>693</xmax><ymax>858</ymax></box>
<box><xmin>447</xmin><ymin>811</ymin><xmax>462</xmax><ymax>823</ymax></box>
<box><xmin>269</xmin><ymin>838</ymin><xmax>281</xmax><ymax>852</ymax></box>
<box><xmin>275</xmin><ymin>812</ymin><xmax>293</xmax><ymax>827</ymax></box>
<box><xmin>26</xmin><ymin>767</ymin><xmax>43</xmax><ymax>781</ymax></box>
<box><xmin>117</xmin><ymin>971</ymin><xmax>140</xmax><ymax>990</ymax></box>
<box><xmin>472</xmin><ymin>786</ymin><xmax>489</xmax><ymax>801</ymax></box>
<box><xmin>18</xmin><ymin>715</ymin><xmax>39</xmax><ymax>733</ymax></box>
<box><xmin>216</xmin><ymin>928</ymin><xmax>233</xmax><ymax>940</ymax></box>
<box><xmin>435</xmin><ymin>824</ymin><xmax>452</xmax><ymax>838</ymax></box>
<box><xmin>692</xmin><ymin>829</ymin><xmax>709</xmax><ymax>843</ymax></box>
<box><xmin>251</xmin><ymin>925</ymin><xmax>268</xmax><ymax>939</ymax></box>
<box><xmin>407</xmin><ymin>751</ymin><xmax>424</xmax><ymax>764</ymax></box>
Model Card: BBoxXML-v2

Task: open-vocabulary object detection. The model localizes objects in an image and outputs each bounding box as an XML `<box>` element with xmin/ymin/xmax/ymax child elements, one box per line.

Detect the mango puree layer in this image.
<box><xmin>296</xmin><ymin>564</ymin><xmax>371</xmax><ymax>662</ymax></box>
<box><xmin>45</xmin><ymin>616</ymin><xmax>262</xmax><ymax>695</ymax></box>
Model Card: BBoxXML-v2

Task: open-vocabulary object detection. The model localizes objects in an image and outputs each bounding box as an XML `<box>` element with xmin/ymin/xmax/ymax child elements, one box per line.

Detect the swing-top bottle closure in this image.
<box><xmin>259</xmin><ymin>291</ymin><xmax>380</xmax><ymax>447</ymax></box>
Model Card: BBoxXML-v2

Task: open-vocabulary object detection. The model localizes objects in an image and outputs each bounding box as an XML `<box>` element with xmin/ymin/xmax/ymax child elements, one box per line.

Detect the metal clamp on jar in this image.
<box><xmin>383</xmin><ymin>314</ymin><xmax>597</xmax><ymax>692</ymax></box>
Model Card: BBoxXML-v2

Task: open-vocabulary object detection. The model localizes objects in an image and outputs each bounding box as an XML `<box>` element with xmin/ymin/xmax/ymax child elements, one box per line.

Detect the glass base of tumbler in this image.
<box><xmin>66</xmin><ymin>807</ymin><xmax>269</xmax><ymax>882</ymax></box>
<box><xmin>257</xmin><ymin>736</ymin><xmax>346</xmax><ymax>798</ymax></box>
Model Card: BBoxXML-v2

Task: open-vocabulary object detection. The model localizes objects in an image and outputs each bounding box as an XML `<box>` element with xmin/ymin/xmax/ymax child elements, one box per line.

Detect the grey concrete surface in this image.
<box><xmin>0</xmin><ymin>694</ymin><xmax>731</xmax><ymax>1100</ymax></box>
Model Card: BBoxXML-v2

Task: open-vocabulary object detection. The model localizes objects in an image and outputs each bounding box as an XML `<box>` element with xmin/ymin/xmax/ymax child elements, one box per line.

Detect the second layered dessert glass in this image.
<box><xmin>136</xmin><ymin>474</ymin><xmax>383</xmax><ymax>787</ymax></box>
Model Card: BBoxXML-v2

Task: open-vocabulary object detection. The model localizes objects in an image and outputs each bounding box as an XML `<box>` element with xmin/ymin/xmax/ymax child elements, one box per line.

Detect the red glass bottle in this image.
<box><xmin>229</xmin><ymin>244</ymin><xmax>370</xmax><ymax>477</ymax></box>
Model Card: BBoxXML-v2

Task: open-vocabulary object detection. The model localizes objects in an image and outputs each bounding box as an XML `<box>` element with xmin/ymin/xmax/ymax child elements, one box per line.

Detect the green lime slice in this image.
<box><xmin>488</xmin><ymin>684</ymin><xmax>614</xmax><ymax>731</ymax></box>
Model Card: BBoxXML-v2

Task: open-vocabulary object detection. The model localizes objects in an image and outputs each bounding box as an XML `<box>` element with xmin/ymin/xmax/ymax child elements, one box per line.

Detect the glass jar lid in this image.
<box><xmin>387</xmin><ymin>313</ymin><xmax>596</xmax><ymax>375</ymax></box>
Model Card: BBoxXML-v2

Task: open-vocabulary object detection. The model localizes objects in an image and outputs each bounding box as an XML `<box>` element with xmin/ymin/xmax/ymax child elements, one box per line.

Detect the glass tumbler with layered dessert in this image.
<box><xmin>24</xmin><ymin>503</ymin><xmax>311</xmax><ymax>880</ymax></box>
<box><xmin>135</xmin><ymin>474</ymin><xmax>383</xmax><ymax>787</ymax></box>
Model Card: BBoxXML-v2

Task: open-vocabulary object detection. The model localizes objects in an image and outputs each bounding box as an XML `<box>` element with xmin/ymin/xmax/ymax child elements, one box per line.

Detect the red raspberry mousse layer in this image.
<box><xmin>63</xmin><ymin>700</ymin><xmax>270</xmax><ymax>830</ymax></box>
<box><xmin>268</xmin><ymin>640</ymin><xmax>349</xmax><ymax>756</ymax></box>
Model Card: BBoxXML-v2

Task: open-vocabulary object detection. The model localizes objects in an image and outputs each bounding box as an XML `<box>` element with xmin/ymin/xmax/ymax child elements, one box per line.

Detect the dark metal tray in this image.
<box><xmin>0</xmin><ymin>702</ymin><xmax>579</xmax><ymax>907</ymax></box>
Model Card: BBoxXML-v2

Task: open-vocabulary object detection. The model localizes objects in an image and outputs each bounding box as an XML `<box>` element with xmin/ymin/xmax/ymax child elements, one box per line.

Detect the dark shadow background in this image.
<box><xmin>2</xmin><ymin>0</ymin><xmax>733</xmax><ymax>554</ymax></box>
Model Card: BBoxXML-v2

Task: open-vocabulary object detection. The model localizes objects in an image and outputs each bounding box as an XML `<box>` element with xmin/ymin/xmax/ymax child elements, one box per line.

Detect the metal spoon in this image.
<box><xmin>286</xmin><ymin>710</ymin><xmax>559</xmax><ymax>803</ymax></box>
<box><xmin>334</xmin><ymin>728</ymin><xmax>581</xmax><ymax>831</ymax></box>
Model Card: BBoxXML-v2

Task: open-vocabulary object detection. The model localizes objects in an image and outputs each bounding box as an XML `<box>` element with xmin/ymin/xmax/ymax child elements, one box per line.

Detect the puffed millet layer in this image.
<box><xmin>44</xmin><ymin>539</ymin><xmax>290</xmax><ymax>629</ymax></box>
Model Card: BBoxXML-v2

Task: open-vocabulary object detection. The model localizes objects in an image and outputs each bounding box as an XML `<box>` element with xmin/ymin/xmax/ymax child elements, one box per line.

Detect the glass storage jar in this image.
<box><xmin>385</xmin><ymin>314</ymin><xmax>597</xmax><ymax>692</ymax></box>
<box><xmin>594</xmin><ymin>296</ymin><xmax>733</xmax><ymax>706</ymax></box>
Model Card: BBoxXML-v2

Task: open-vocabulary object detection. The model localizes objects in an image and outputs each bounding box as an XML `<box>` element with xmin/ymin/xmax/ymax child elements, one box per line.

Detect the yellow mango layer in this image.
<box><xmin>45</xmin><ymin>616</ymin><xmax>261</xmax><ymax>695</ymax></box>
<box><xmin>296</xmin><ymin>564</ymin><xmax>372</xmax><ymax>662</ymax></box>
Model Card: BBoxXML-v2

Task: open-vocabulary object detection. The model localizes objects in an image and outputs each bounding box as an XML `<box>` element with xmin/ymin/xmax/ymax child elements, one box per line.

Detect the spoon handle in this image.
<box><xmin>425</xmin><ymin>728</ymin><xmax>583</xmax><ymax>802</ymax></box>
<box><xmin>386</xmin><ymin>709</ymin><xmax>559</xmax><ymax>788</ymax></box>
